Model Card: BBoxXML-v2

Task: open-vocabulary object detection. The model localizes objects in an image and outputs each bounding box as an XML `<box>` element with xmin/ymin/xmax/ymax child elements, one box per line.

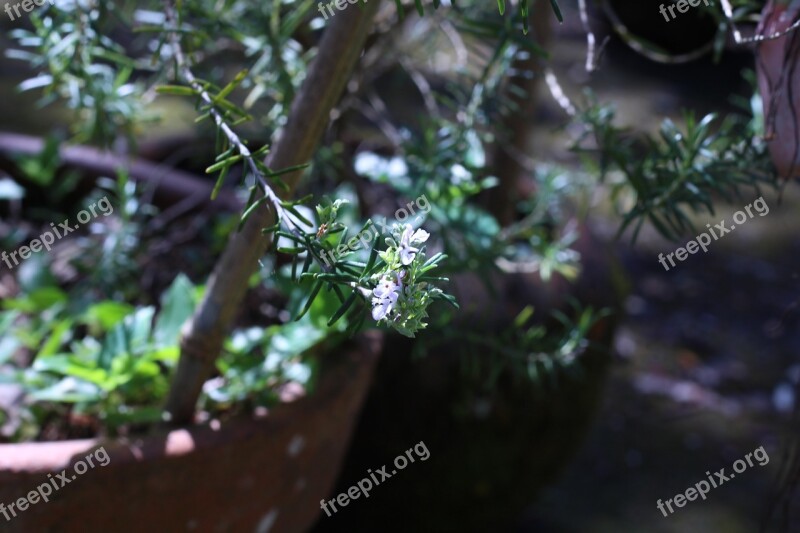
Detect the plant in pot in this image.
<box><xmin>0</xmin><ymin>1</ymin><xmax>454</xmax><ymax>531</ymax></box>
<box><xmin>0</xmin><ymin>0</ymin><xmax>787</xmax><ymax>531</ymax></box>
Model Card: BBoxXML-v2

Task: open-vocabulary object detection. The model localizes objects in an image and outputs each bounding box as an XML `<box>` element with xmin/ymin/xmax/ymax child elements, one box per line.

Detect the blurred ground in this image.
<box><xmin>521</xmin><ymin>195</ymin><xmax>799</xmax><ymax>532</ymax></box>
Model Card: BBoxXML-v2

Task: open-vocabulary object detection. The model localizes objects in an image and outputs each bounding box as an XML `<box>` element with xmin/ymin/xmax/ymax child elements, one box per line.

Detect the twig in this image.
<box><xmin>163</xmin><ymin>3</ymin><xmax>291</xmax><ymax>220</ymax></box>
<box><xmin>600</xmin><ymin>0</ymin><xmax>712</xmax><ymax>63</ymax></box>
<box><xmin>440</xmin><ymin>19</ymin><xmax>468</xmax><ymax>69</ymax></box>
<box><xmin>163</xmin><ymin>0</ymin><xmax>335</xmax><ymax>271</ymax></box>
<box><xmin>720</xmin><ymin>0</ymin><xmax>800</xmax><ymax>45</ymax></box>
<box><xmin>399</xmin><ymin>57</ymin><xmax>439</xmax><ymax>115</ymax></box>
<box><xmin>544</xmin><ymin>68</ymin><xmax>577</xmax><ymax>117</ymax></box>
<box><xmin>354</xmin><ymin>95</ymin><xmax>404</xmax><ymax>148</ymax></box>
<box><xmin>0</xmin><ymin>132</ymin><xmax>240</xmax><ymax>211</ymax></box>
<box><xmin>577</xmin><ymin>0</ymin><xmax>609</xmax><ymax>72</ymax></box>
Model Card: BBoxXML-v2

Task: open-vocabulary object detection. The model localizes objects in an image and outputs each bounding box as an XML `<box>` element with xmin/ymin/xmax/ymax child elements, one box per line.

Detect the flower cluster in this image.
<box><xmin>369</xmin><ymin>224</ymin><xmax>442</xmax><ymax>337</ymax></box>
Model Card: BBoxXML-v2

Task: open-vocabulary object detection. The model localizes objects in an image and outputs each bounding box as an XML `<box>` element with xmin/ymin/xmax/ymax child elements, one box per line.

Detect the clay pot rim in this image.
<box><xmin>0</xmin><ymin>331</ymin><xmax>383</xmax><ymax>475</ymax></box>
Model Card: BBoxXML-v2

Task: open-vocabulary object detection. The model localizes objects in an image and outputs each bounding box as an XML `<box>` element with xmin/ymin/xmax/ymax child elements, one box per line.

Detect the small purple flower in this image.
<box><xmin>373</xmin><ymin>277</ymin><xmax>400</xmax><ymax>301</ymax></box>
<box><xmin>371</xmin><ymin>276</ymin><xmax>401</xmax><ymax>321</ymax></box>
<box><xmin>371</xmin><ymin>297</ymin><xmax>395</xmax><ymax>321</ymax></box>
<box><xmin>398</xmin><ymin>225</ymin><xmax>430</xmax><ymax>266</ymax></box>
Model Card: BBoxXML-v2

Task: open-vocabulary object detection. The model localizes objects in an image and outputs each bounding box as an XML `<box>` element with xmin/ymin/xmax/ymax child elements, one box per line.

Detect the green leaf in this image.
<box><xmin>84</xmin><ymin>301</ymin><xmax>134</xmax><ymax>332</ymax></box>
<box><xmin>275</xmin><ymin>230</ymin><xmax>304</xmax><ymax>243</ymax></box>
<box><xmin>29</xmin><ymin>377</ymin><xmax>103</xmax><ymax>403</ymax></box>
<box><xmin>328</xmin><ymin>291</ymin><xmax>356</xmax><ymax>326</ymax></box>
<box><xmin>286</xmin><ymin>205</ymin><xmax>313</xmax><ymax>227</ymax></box>
<box><xmin>277</xmin><ymin>247</ymin><xmax>305</xmax><ymax>254</ymax></box>
<box><xmin>239</xmin><ymin>195</ymin><xmax>270</xmax><ymax>231</ymax></box>
<box><xmin>3</xmin><ymin>287</ymin><xmax>67</xmax><ymax>313</ymax></box>
<box><xmin>128</xmin><ymin>307</ymin><xmax>157</xmax><ymax>351</ymax></box>
<box><xmin>156</xmin><ymin>85</ymin><xmax>197</xmax><ymax>96</ymax></box>
<box><xmin>39</xmin><ymin>319</ymin><xmax>73</xmax><ymax>358</ymax></box>
<box><xmin>262</xmin><ymin>223</ymin><xmax>282</xmax><ymax>235</ymax></box>
<box><xmin>213</xmin><ymin>69</ymin><xmax>249</xmax><ymax>104</ymax></box>
<box><xmin>264</xmin><ymin>163</ymin><xmax>310</xmax><ymax>179</ymax></box>
<box><xmin>548</xmin><ymin>0</ymin><xmax>563</xmax><ymax>22</ymax></box>
<box><xmin>210</xmin><ymin>163</ymin><xmax>230</xmax><ymax>200</ymax></box>
<box><xmin>98</xmin><ymin>323</ymin><xmax>129</xmax><ymax>370</ymax></box>
<box><xmin>364</xmin><ymin>244</ymin><xmax>379</xmax><ymax>276</ymax></box>
<box><xmin>295</xmin><ymin>280</ymin><xmax>323</xmax><ymax>321</ymax></box>
<box><xmin>153</xmin><ymin>274</ymin><xmax>196</xmax><ymax>347</ymax></box>
<box><xmin>206</xmin><ymin>154</ymin><xmax>243</xmax><ymax>174</ymax></box>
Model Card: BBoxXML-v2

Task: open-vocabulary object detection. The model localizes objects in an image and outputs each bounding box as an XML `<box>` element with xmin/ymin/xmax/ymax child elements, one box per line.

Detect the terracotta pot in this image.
<box><xmin>0</xmin><ymin>332</ymin><xmax>382</xmax><ymax>533</ymax></box>
<box><xmin>756</xmin><ymin>0</ymin><xmax>800</xmax><ymax>179</ymax></box>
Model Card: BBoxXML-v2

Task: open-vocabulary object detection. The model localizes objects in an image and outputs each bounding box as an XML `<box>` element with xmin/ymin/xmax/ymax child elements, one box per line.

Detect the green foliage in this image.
<box><xmin>10</xmin><ymin>0</ymin><xmax>774</xmax><ymax>443</ymax></box>
<box><xmin>571</xmin><ymin>90</ymin><xmax>778</xmax><ymax>241</ymax></box>
<box><xmin>0</xmin><ymin>274</ymin><xmax>197</xmax><ymax>438</ymax></box>
<box><xmin>0</xmin><ymin>242</ymin><xmax>358</xmax><ymax>439</ymax></box>
<box><xmin>67</xmin><ymin>173</ymin><xmax>155</xmax><ymax>299</ymax></box>
<box><xmin>416</xmin><ymin>302</ymin><xmax>609</xmax><ymax>398</ymax></box>
<box><xmin>11</xmin><ymin>137</ymin><xmax>83</xmax><ymax>216</ymax></box>
<box><xmin>273</xmin><ymin>201</ymin><xmax>455</xmax><ymax>338</ymax></box>
<box><xmin>201</xmin><ymin>280</ymin><xmax>347</xmax><ymax>410</ymax></box>
<box><xmin>355</xmin><ymin>119</ymin><xmax>585</xmax><ymax>284</ymax></box>
<box><xmin>8</xmin><ymin>0</ymin><xmax>149</xmax><ymax>146</ymax></box>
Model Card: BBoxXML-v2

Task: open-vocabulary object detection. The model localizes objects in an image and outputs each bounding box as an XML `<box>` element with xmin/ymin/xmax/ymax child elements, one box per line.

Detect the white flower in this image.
<box><xmin>398</xmin><ymin>225</ymin><xmax>429</xmax><ymax>266</ymax></box>
<box><xmin>411</xmin><ymin>228</ymin><xmax>430</xmax><ymax>243</ymax></box>
<box><xmin>371</xmin><ymin>297</ymin><xmax>395</xmax><ymax>321</ymax></box>
<box><xmin>371</xmin><ymin>276</ymin><xmax>401</xmax><ymax>321</ymax></box>
<box><xmin>373</xmin><ymin>277</ymin><xmax>400</xmax><ymax>301</ymax></box>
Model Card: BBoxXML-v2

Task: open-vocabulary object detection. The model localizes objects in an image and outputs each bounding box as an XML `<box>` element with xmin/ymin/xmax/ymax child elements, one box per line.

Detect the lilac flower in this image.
<box><xmin>398</xmin><ymin>225</ymin><xmax>430</xmax><ymax>266</ymax></box>
<box><xmin>371</xmin><ymin>298</ymin><xmax>394</xmax><ymax>321</ymax></box>
<box><xmin>371</xmin><ymin>276</ymin><xmax>400</xmax><ymax>321</ymax></box>
<box><xmin>373</xmin><ymin>277</ymin><xmax>400</xmax><ymax>301</ymax></box>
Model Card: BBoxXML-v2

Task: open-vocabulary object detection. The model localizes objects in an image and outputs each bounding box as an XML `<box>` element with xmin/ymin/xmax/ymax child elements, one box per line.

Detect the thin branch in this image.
<box><xmin>440</xmin><ymin>19</ymin><xmax>468</xmax><ymax>69</ymax></box>
<box><xmin>544</xmin><ymin>68</ymin><xmax>577</xmax><ymax>117</ymax></box>
<box><xmin>163</xmin><ymin>0</ymin><xmax>298</xmax><ymax>232</ymax></box>
<box><xmin>399</xmin><ymin>57</ymin><xmax>439</xmax><ymax>115</ymax></box>
<box><xmin>720</xmin><ymin>0</ymin><xmax>800</xmax><ymax>45</ymax></box>
<box><xmin>163</xmin><ymin>0</ymin><xmax>338</xmax><ymax>273</ymax></box>
<box><xmin>0</xmin><ymin>132</ymin><xmax>240</xmax><ymax>211</ymax></box>
<box><xmin>600</xmin><ymin>0</ymin><xmax>712</xmax><ymax>63</ymax></box>
<box><xmin>577</xmin><ymin>0</ymin><xmax>609</xmax><ymax>72</ymax></box>
<box><xmin>354</xmin><ymin>95</ymin><xmax>405</xmax><ymax>148</ymax></box>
